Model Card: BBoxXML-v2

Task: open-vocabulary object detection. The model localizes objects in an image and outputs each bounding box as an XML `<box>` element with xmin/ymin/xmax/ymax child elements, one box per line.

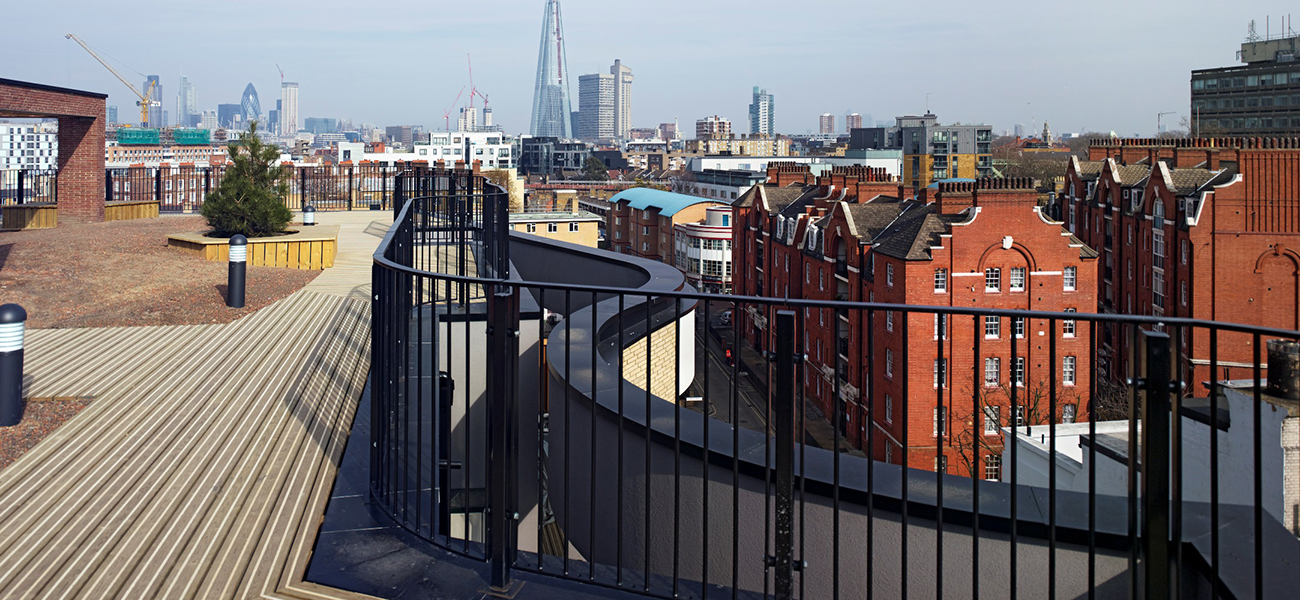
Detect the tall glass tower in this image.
<box><xmin>529</xmin><ymin>0</ymin><xmax>572</xmax><ymax>138</ymax></box>
<box><xmin>241</xmin><ymin>83</ymin><xmax>261</xmax><ymax>128</ymax></box>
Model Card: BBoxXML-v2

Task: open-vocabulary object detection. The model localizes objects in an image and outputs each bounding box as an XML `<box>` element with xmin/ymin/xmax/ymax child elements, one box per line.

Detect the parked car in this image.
<box><xmin>719</xmin><ymin>309</ymin><xmax>732</xmax><ymax>327</ymax></box>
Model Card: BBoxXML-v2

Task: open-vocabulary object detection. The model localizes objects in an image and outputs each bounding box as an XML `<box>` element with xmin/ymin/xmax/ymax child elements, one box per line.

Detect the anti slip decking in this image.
<box><xmin>0</xmin><ymin>213</ymin><xmax>392</xmax><ymax>600</ymax></box>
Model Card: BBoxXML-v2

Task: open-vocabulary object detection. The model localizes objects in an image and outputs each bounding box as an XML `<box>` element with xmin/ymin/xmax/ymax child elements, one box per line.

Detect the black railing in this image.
<box><xmin>372</xmin><ymin>172</ymin><xmax>1300</xmax><ymax>599</ymax></box>
<box><xmin>0</xmin><ymin>169</ymin><xmax>57</xmax><ymax>205</ymax></box>
<box><xmin>103</xmin><ymin>162</ymin><xmax>415</xmax><ymax>213</ymax></box>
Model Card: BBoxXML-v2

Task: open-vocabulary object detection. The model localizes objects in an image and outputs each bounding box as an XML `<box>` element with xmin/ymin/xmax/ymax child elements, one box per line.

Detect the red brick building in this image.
<box><xmin>0</xmin><ymin>78</ymin><xmax>107</xmax><ymax>222</ymax></box>
<box><xmin>1063</xmin><ymin>137</ymin><xmax>1300</xmax><ymax>387</ymax></box>
<box><xmin>735</xmin><ymin>166</ymin><xmax>1098</xmax><ymax>476</ymax></box>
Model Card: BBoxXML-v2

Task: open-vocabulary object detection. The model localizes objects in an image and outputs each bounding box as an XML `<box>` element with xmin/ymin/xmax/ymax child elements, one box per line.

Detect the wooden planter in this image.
<box><xmin>167</xmin><ymin>225</ymin><xmax>339</xmax><ymax>270</ymax></box>
<box><xmin>1</xmin><ymin>203</ymin><xmax>57</xmax><ymax>230</ymax></box>
<box><xmin>105</xmin><ymin>200</ymin><xmax>159</xmax><ymax>221</ymax></box>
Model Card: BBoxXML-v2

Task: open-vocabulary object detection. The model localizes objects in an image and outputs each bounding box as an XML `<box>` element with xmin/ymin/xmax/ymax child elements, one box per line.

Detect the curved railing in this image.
<box><xmin>371</xmin><ymin>169</ymin><xmax>1300</xmax><ymax>599</ymax></box>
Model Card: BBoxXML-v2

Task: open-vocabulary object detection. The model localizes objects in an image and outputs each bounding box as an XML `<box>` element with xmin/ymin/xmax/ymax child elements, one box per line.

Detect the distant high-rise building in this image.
<box><xmin>177</xmin><ymin>76</ymin><xmax>197</xmax><ymax>127</ymax></box>
<box><xmin>659</xmin><ymin>121</ymin><xmax>679</xmax><ymax>141</ymax></box>
<box><xmin>163</xmin><ymin>110</ymin><xmax>169</xmax><ymax>129</ymax></box>
<box><xmin>201</xmin><ymin>110</ymin><xmax>218</xmax><ymax>130</ymax></box>
<box><xmin>457</xmin><ymin>106</ymin><xmax>478</xmax><ymax>132</ymax></box>
<box><xmin>819</xmin><ymin>113</ymin><xmax>834</xmax><ymax>134</ymax></box>
<box><xmin>217</xmin><ymin>104</ymin><xmax>241</xmax><ymax>128</ymax></box>
<box><xmin>845</xmin><ymin>113</ymin><xmax>863</xmax><ymax>131</ymax></box>
<box><xmin>107</xmin><ymin>106</ymin><xmax>118</xmax><ymax>125</ymax></box>
<box><xmin>696</xmin><ymin>115</ymin><xmax>732</xmax><ymax>139</ymax></box>
<box><xmin>281</xmin><ymin>82</ymin><xmax>299</xmax><ymax>136</ymax></box>
<box><xmin>577</xmin><ymin>71</ymin><xmax>614</xmax><ymax>141</ymax></box>
<box><xmin>386</xmin><ymin>125</ymin><xmax>415</xmax><ymax>146</ymax></box>
<box><xmin>611</xmin><ymin>59</ymin><xmax>632</xmax><ymax>139</ymax></box>
<box><xmin>749</xmin><ymin>86</ymin><xmax>774</xmax><ymax>135</ymax></box>
<box><xmin>529</xmin><ymin>0</ymin><xmax>573</xmax><ymax>138</ymax></box>
<box><xmin>142</xmin><ymin>75</ymin><xmax>162</xmax><ymax>127</ymax></box>
<box><xmin>306</xmin><ymin>117</ymin><xmax>338</xmax><ymax>135</ymax></box>
<box><xmin>1014</xmin><ymin>123</ymin><xmax>1025</xmax><ymax>138</ymax></box>
<box><xmin>241</xmin><ymin>83</ymin><xmax>261</xmax><ymax>127</ymax></box>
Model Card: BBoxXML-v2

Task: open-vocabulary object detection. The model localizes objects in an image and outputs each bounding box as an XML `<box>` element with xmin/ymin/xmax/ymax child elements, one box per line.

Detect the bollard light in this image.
<box><xmin>303</xmin><ymin>204</ymin><xmax>316</xmax><ymax>226</ymax></box>
<box><xmin>0</xmin><ymin>303</ymin><xmax>27</xmax><ymax>427</ymax></box>
<box><xmin>227</xmin><ymin>234</ymin><xmax>247</xmax><ymax>309</ymax></box>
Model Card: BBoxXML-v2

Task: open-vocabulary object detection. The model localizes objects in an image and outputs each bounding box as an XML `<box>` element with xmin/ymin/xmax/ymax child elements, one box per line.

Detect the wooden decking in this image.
<box><xmin>0</xmin><ymin>212</ymin><xmax>391</xmax><ymax>600</ymax></box>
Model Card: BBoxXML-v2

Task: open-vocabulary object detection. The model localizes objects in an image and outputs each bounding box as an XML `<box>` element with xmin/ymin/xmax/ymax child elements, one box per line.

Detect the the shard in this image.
<box><xmin>529</xmin><ymin>0</ymin><xmax>572</xmax><ymax>138</ymax></box>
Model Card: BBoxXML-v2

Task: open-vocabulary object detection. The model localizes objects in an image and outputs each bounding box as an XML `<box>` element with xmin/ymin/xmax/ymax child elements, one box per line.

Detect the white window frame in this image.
<box><xmin>1014</xmin><ymin>356</ymin><xmax>1026</xmax><ymax>387</ymax></box>
<box><xmin>886</xmin><ymin>311</ymin><xmax>894</xmax><ymax>332</ymax></box>
<box><xmin>1063</xmin><ymin>308</ymin><xmax>1076</xmax><ymax>337</ymax></box>
<box><xmin>984</xmin><ymin>315</ymin><xmax>1000</xmax><ymax>338</ymax></box>
<box><xmin>933</xmin><ymin>359</ymin><xmax>947</xmax><ymax>389</ymax></box>
<box><xmin>985</xmin><ymin>267</ymin><xmax>1001</xmax><ymax>292</ymax></box>
<box><xmin>984</xmin><ymin>406</ymin><xmax>1000</xmax><ymax>435</ymax></box>
<box><xmin>1063</xmin><ymin>266</ymin><xmax>1077</xmax><ymax>291</ymax></box>
<box><xmin>886</xmin><ymin>263</ymin><xmax>894</xmax><ymax>287</ymax></box>
<box><xmin>1063</xmin><ymin>356</ymin><xmax>1076</xmax><ymax>386</ymax></box>
<box><xmin>934</xmin><ymin>406</ymin><xmax>947</xmax><ymax>437</ymax></box>
<box><xmin>985</xmin><ymin>454</ymin><xmax>1001</xmax><ymax>480</ymax></box>
<box><xmin>984</xmin><ymin>357</ymin><xmax>999</xmax><ymax>387</ymax></box>
<box><xmin>934</xmin><ymin>268</ymin><xmax>947</xmax><ymax>293</ymax></box>
<box><xmin>1009</xmin><ymin>267</ymin><xmax>1026</xmax><ymax>291</ymax></box>
<box><xmin>885</xmin><ymin>394</ymin><xmax>893</xmax><ymax>424</ymax></box>
<box><xmin>885</xmin><ymin>349</ymin><xmax>893</xmax><ymax>379</ymax></box>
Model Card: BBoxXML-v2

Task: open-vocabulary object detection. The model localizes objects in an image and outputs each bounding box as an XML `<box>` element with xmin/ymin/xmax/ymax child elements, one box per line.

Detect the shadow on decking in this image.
<box><xmin>278</xmin><ymin>296</ymin><xmax>372</xmax><ymax>458</ymax></box>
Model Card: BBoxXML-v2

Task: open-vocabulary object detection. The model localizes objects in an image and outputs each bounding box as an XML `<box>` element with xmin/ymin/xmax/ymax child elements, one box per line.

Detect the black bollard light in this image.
<box><xmin>303</xmin><ymin>204</ymin><xmax>316</xmax><ymax>226</ymax></box>
<box><xmin>227</xmin><ymin>234</ymin><xmax>247</xmax><ymax>308</ymax></box>
<box><xmin>0</xmin><ymin>303</ymin><xmax>27</xmax><ymax>427</ymax></box>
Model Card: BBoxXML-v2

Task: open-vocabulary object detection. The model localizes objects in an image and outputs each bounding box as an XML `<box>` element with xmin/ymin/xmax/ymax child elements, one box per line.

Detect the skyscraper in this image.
<box><xmin>281</xmin><ymin>82</ymin><xmax>299</xmax><ymax>137</ymax></box>
<box><xmin>107</xmin><ymin>106</ymin><xmax>117</xmax><ymax>125</ymax></box>
<box><xmin>241</xmin><ymin>83</ymin><xmax>261</xmax><ymax>127</ymax></box>
<box><xmin>177</xmin><ymin>76</ymin><xmax>197</xmax><ymax>127</ymax></box>
<box><xmin>611</xmin><ymin>59</ymin><xmax>632</xmax><ymax>140</ymax></box>
<box><xmin>749</xmin><ymin>86</ymin><xmax>774</xmax><ymax>135</ymax></box>
<box><xmin>819</xmin><ymin>113</ymin><xmax>834</xmax><ymax>134</ymax></box>
<box><xmin>143</xmin><ymin>75</ymin><xmax>162</xmax><ymax>128</ymax></box>
<box><xmin>576</xmin><ymin>72</ymin><xmax>614</xmax><ymax>141</ymax></box>
<box><xmin>529</xmin><ymin>0</ymin><xmax>573</xmax><ymax>138</ymax></box>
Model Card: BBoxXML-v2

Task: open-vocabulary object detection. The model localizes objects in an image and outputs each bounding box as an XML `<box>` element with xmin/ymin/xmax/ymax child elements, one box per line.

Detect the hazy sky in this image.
<box><xmin>5</xmin><ymin>0</ymin><xmax>1299</xmax><ymax>136</ymax></box>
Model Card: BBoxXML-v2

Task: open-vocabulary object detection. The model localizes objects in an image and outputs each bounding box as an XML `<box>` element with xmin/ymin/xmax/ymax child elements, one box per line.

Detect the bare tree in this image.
<box><xmin>951</xmin><ymin>377</ymin><xmax>1083</xmax><ymax>479</ymax></box>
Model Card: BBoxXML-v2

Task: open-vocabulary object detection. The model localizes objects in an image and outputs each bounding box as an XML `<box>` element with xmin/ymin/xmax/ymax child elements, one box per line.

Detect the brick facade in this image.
<box><xmin>1064</xmin><ymin>137</ymin><xmax>1300</xmax><ymax>385</ymax></box>
<box><xmin>734</xmin><ymin>166</ymin><xmax>1099</xmax><ymax>475</ymax></box>
<box><xmin>0</xmin><ymin>78</ymin><xmax>107</xmax><ymax>223</ymax></box>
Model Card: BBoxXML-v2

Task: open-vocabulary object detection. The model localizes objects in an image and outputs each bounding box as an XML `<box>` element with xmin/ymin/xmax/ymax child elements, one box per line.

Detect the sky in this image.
<box><xmin>5</xmin><ymin>0</ymin><xmax>1300</xmax><ymax>137</ymax></box>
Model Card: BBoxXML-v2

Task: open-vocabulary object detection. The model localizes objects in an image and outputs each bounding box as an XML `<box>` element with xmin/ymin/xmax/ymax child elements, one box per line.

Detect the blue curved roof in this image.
<box><xmin>610</xmin><ymin>187</ymin><xmax>719</xmax><ymax>217</ymax></box>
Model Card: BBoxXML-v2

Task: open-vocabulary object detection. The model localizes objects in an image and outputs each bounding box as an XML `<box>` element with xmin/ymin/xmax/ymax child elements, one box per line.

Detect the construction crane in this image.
<box><xmin>442</xmin><ymin>86</ymin><xmax>465</xmax><ymax>132</ymax></box>
<box><xmin>65</xmin><ymin>34</ymin><xmax>159</xmax><ymax>127</ymax></box>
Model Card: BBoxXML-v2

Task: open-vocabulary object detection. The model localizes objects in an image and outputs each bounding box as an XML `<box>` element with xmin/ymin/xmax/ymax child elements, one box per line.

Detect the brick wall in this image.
<box><xmin>1</xmin><ymin>79</ymin><xmax>107</xmax><ymax>223</ymax></box>
<box><xmin>621</xmin><ymin>312</ymin><xmax>691</xmax><ymax>402</ymax></box>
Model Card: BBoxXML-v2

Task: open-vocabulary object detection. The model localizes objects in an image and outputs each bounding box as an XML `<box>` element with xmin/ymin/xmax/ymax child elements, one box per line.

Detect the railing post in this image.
<box><xmin>17</xmin><ymin>170</ymin><xmax>24</xmax><ymax>205</ymax></box>
<box><xmin>486</xmin><ymin>286</ymin><xmax>520</xmax><ymax>592</ymax></box>
<box><xmin>105</xmin><ymin>169</ymin><xmax>113</xmax><ymax>204</ymax></box>
<box><xmin>347</xmin><ymin>165</ymin><xmax>354</xmax><ymax>211</ymax></box>
<box><xmin>154</xmin><ymin>167</ymin><xmax>162</xmax><ymax>204</ymax></box>
<box><xmin>393</xmin><ymin>173</ymin><xmax>404</xmax><ymax>220</ymax></box>
<box><xmin>772</xmin><ymin>310</ymin><xmax>797</xmax><ymax>600</ymax></box>
<box><xmin>1139</xmin><ymin>329</ymin><xmax>1171</xmax><ymax>600</ymax></box>
<box><xmin>299</xmin><ymin>167</ymin><xmax>307</xmax><ymax>212</ymax></box>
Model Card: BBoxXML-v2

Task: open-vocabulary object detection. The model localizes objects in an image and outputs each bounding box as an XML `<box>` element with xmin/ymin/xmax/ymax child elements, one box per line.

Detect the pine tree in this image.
<box><xmin>200</xmin><ymin>121</ymin><xmax>292</xmax><ymax>237</ymax></box>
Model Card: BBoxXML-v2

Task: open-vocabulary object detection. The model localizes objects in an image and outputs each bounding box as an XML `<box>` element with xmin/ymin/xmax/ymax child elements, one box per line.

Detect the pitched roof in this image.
<box><xmin>872</xmin><ymin>203</ymin><xmax>947</xmax><ymax>260</ymax></box>
<box><xmin>1114</xmin><ymin>164</ymin><xmax>1151</xmax><ymax>187</ymax></box>
<box><xmin>842</xmin><ymin>200</ymin><xmax>907</xmax><ymax>242</ymax></box>
<box><xmin>1166</xmin><ymin>168</ymin><xmax>1217</xmax><ymax>194</ymax></box>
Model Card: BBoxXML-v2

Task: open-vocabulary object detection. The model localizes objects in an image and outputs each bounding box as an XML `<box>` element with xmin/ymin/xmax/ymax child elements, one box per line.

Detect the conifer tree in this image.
<box><xmin>201</xmin><ymin>121</ymin><xmax>292</xmax><ymax>237</ymax></box>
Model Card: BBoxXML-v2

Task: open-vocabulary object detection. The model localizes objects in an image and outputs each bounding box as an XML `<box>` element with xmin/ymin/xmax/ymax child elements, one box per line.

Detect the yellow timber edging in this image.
<box><xmin>166</xmin><ymin>224</ymin><xmax>339</xmax><ymax>270</ymax></box>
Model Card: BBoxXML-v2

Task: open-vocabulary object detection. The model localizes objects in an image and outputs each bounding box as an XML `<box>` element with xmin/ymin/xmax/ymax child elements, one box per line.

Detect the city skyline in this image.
<box><xmin>4</xmin><ymin>1</ymin><xmax>1298</xmax><ymax>136</ymax></box>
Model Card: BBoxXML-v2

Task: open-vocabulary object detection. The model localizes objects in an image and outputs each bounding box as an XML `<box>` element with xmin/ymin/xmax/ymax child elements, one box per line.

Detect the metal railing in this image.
<box><xmin>103</xmin><ymin>162</ymin><xmax>420</xmax><ymax>213</ymax></box>
<box><xmin>0</xmin><ymin>169</ymin><xmax>57</xmax><ymax>205</ymax></box>
<box><xmin>371</xmin><ymin>171</ymin><xmax>1300</xmax><ymax>599</ymax></box>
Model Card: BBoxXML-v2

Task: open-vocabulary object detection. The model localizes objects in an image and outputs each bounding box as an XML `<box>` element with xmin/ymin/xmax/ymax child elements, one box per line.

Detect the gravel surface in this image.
<box><xmin>0</xmin><ymin>216</ymin><xmax>320</xmax><ymax>329</ymax></box>
<box><xmin>0</xmin><ymin>397</ymin><xmax>93</xmax><ymax>471</ymax></box>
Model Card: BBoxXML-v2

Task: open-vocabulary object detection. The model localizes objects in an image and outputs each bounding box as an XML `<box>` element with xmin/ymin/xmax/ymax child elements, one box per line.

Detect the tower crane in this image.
<box><xmin>442</xmin><ymin>86</ymin><xmax>465</xmax><ymax>132</ymax></box>
<box><xmin>65</xmin><ymin>34</ymin><xmax>159</xmax><ymax>127</ymax></box>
